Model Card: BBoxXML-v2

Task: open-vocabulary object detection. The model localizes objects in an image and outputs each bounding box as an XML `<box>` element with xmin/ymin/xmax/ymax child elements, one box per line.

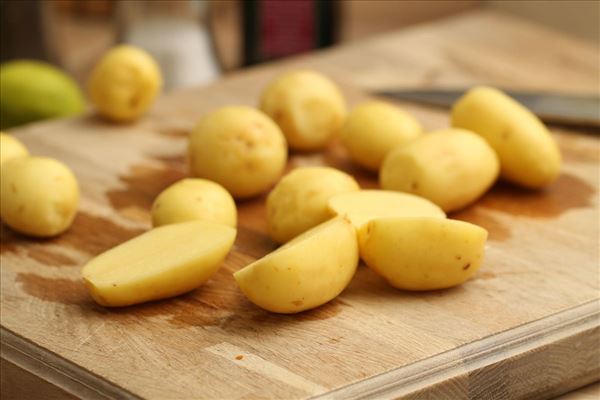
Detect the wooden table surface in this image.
<box><xmin>1</xmin><ymin>9</ymin><xmax>599</xmax><ymax>400</ymax></box>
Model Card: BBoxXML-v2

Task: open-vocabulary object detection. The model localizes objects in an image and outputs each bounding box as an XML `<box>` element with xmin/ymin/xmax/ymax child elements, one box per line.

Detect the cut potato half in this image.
<box><xmin>234</xmin><ymin>217</ymin><xmax>358</xmax><ymax>313</ymax></box>
<box><xmin>328</xmin><ymin>190</ymin><xmax>445</xmax><ymax>229</ymax></box>
<box><xmin>358</xmin><ymin>217</ymin><xmax>487</xmax><ymax>290</ymax></box>
<box><xmin>82</xmin><ymin>221</ymin><xmax>236</xmax><ymax>307</ymax></box>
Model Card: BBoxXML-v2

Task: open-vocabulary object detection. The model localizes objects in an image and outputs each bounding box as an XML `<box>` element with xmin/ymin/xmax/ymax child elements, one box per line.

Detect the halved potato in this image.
<box><xmin>327</xmin><ymin>190</ymin><xmax>445</xmax><ymax>229</ymax></box>
<box><xmin>82</xmin><ymin>221</ymin><xmax>236</xmax><ymax>307</ymax></box>
<box><xmin>358</xmin><ymin>217</ymin><xmax>487</xmax><ymax>290</ymax></box>
<box><xmin>234</xmin><ymin>217</ymin><xmax>358</xmax><ymax>313</ymax></box>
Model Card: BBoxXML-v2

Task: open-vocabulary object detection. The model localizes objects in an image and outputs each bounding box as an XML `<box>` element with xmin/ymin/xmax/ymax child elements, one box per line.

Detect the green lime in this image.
<box><xmin>0</xmin><ymin>60</ymin><xmax>85</xmax><ymax>129</ymax></box>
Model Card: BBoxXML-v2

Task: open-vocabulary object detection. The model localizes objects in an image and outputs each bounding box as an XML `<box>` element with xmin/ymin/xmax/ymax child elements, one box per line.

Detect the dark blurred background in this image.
<box><xmin>1</xmin><ymin>0</ymin><xmax>598</xmax><ymax>91</ymax></box>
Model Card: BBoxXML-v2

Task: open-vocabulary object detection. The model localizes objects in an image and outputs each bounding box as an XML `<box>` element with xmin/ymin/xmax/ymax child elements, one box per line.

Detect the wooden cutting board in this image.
<box><xmin>1</xmin><ymin>64</ymin><xmax>599</xmax><ymax>399</ymax></box>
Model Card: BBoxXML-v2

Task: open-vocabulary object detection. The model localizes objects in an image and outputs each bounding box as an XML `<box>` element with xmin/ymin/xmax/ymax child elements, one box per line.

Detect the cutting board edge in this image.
<box><xmin>0</xmin><ymin>327</ymin><xmax>140</xmax><ymax>400</ymax></box>
<box><xmin>312</xmin><ymin>299</ymin><xmax>600</xmax><ymax>400</ymax></box>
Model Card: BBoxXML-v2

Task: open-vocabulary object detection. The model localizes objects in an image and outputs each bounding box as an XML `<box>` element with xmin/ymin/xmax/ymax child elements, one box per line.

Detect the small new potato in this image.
<box><xmin>234</xmin><ymin>217</ymin><xmax>358</xmax><ymax>314</ymax></box>
<box><xmin>1</xmin><ymin>156</ymin><xmax>79</xmax><ymax>237</ymax></box>
<box><xmin>152</xmin><ymin>178</ymin><xmax>236</xmax><ymax>228</ymax></box>
<box><xmin>189</xmin><ymin>106</ymin><xmax>287</xmax><ymax>198</ymax></box>
<box><xmin>328</xmin><ymin>190</ymin><xmax>445</xmax><ymax>229</ymax></box>
<box><xmin>0</xmin><ymin>132</ymin><xmax>28</xmax><ymax>164</ymax></box>
<box><xmin>341</xmin><ymin>101</ymin><xmax>422</xmax><ymax>171</ymax></box>
<box><xmin>380</xmin><ymin>129</ymin><xmax>499</xmax><ymax>213</ymax></box>
<box><xmin>451</xmin><ymin>86</ymin><xmax>561</xmax><ymax>188</ymax></box>
<box><xmin>82</xmin><ymin>221</ymin><xmax>236</xmax><ymax>307</ymax></box>
<box><xmin>359</xmin><ymin>217</ymin><xmax>487</xmax><ymax>290</ymax></box>
<box><xmin>88</xmin><ymin>45</ymin><xmax>162</xmax><ymax>122</ymax></box>
<box><xmin>267</xmin><ymin>167</ymin><xmax>359</xmax><ymax>243</ymax></box>
<box><xmin>260</xmin><ymin>70</ymin><xmax>346</xmax><ymax>151</ymax></box>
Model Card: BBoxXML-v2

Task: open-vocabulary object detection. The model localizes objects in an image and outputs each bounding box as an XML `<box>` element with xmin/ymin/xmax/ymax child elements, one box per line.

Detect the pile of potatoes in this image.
<box><xmin>0</xmin><ymin>61</ymin><xmax>562</xmax><ymax>314</ymax></box>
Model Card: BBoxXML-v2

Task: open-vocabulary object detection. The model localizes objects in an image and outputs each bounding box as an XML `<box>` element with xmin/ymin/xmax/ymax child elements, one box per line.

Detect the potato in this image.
<box><xmin>358</xmin><ymin>217</ymin><xmax>487</xmax><ymax>290</ymax></box>
<box><xmin>328</xmin><ymin>190</ymin><xmax>445</xmax><ymax>229</ymax></box>
<box><xmin>380</xmin><ymin>129</ymin><xmax>499</xmax><ymax>213</ymax></box>
<box><xmin>267</xmin><ymin>167</ymin><xmax>359</xmax><ymax>243</ymax></box>
<box><xmin>152</xmin><ymin>178</ymin><xmax>236</xmax><ymax>228</ymax></box>
<box><xmin>1</xmin><ymin>157</ymin><xmax>79</xmax><ymax>237</ymax></box>
<box><xmin>451</xmin><ymin>86</ymin><xmax>561</xmax><ymax>188</ymax></box>
<box><xmin>88</xmin><ymin>45</ymin><xmax>162</xmax><ymax>122</ymax></box>
<box><xmin>0</xmin><ymin>132</ymin><xmax>28</xmax><ymax>164</ymax></box>
<box><xmin>235</xmin><ymin>217</ymin><xmax>358</xmax><ymax>313</ymax></box>
<box><xmin>82</xmin><ymin>221</ymin><xmax>236</xmax><ymax>307</ymax></box>
<box><xmin>260</xmin><ymin>70</ymin><xmax>346</xmax><ymax>151</ymax></box>
<box><xmin>340</xmin><ymin>101</ymin><xmax>422</xmax><ymax>171</ymax></box>
<box><xmin>189</xmin><ymin>106</ymin><xmax>287</xmax><ymax>198</ymax></box>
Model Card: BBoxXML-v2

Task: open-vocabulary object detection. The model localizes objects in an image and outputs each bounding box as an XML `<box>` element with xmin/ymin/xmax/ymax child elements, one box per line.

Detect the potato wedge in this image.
<box><xmin>451</xmin><ymin>86</ymin><xmax>561</xmax><ymax>188</ymax></box>
<box><xmin>327</xmin><ymin>190</ymin><xmax>445</xmax><ymax>229</ymax></box>
<box><xmin>82</xmin><ymin>221</ymin><xmax>236</xmax><ymax>307</ymax></box>
<box><xmin>234</xmin><ymin>217</ymin><xmax>358</xmax><ymax>313</ymax></box>
<box><xmin>359</xmin><ymin>217</ymin><xmax>487</xmax><ymax>290</ymax></box>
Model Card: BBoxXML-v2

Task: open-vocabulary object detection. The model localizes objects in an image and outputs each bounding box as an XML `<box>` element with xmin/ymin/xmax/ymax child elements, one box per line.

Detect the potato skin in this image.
<box><xmin>341</xmin><ymin>101</ymin><xmax>422</xmax><ymax>171</ymax></box>
<box><xmin>151</xmin><ymin>178</ymin><xmax>237</xmax><ymax>228</ymax></box>
<box><xmin>359</xmin><ymin>217</ymin><xmax>487</xmax><ymax>290</ymax></box>
<box><xmin>260</xmin><ymin>70</ymin><xmax>346</xmax><ymax>151</ymax></box>
<box><xmin>380</xmin><ymin>129</ymin><xmax>499</xmax><ymax>213</ymax></box>
<box><xmin>267</xmin><ymin>167</ymin><xmax>359</xmax><ymax>243</ymax></box>
<box><xmin>1</xmin><ymin>157</ymin><xmax>79</xmax><ymax>237</ymax></box>
<box><xmin>451</xmin><ymin>86</ymin><xmax>561</xmax><ymax>188</ymax></box>
<box><xmin>189</xmin><ymin>106</ymin><xmax>287</xmax><ymax>198</ymax></box>
<box><xmin>0</xmin><ymin>132</ymin><xmax>28</xmax><ymax>164</ymax></box>
<box><xmin>88</xmin><ymin>45</ymin><xmax>162</xmax><ymax>122</ymax></box>
<box><xmin>234</xmin><ymin>217</ymin><xmax>358</xmax><ymax>313</ymax></box>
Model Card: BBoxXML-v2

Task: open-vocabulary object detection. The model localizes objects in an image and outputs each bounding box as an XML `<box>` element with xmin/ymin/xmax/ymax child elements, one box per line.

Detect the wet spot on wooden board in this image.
<box><xmin>105</xmin><ymin>155</ymin><xmax>187</xmax><ymax>220</ymax></box>
<box><xmin>16</xmin><ymin>273</ymin><xmax>89</xmax><ymax>305</ymax></box>
<box><xmin>451</xmin><ymin>208</ymin><xmax>511</xmax><ymax>242</ymax></box>
<box><xmin>1</xmin><ymin>212</ymin><xmax>144</xmax><ymax>262</ymax></box>
<box><xmin>478</xmin><ymin>173</ymin><xmax>594</xmax><ymax>218</ymax></box>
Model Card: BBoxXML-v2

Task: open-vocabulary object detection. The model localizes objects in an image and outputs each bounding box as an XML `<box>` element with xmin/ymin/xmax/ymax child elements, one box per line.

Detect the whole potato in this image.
<box><xmin>189</xmin><ymin>106</ymin><xmax>287</xmax><ymax>198</ymax></box>
<box><xmin>151</xmin><ymin>178</ymin><xmax>237</xmax><ymax>228</ymax></box>
<box><xmin>260</xmin><ymin>70</ymin><xmax>346</xmax><ymax>151</ymax></box>
<box><xmin>341</xmin><ymin>101</ymin><xmax>422</xmax><ymax>171</ymax></box>
<box><xmin>1</xmin><ymin>157</ymin><xmax>79</xmax><ymax>237</ymax></box>
<box><xmin>235</xmin><ymin>217</ymin><xmax>358</xmax><ymax>314</ymax></box>
<box><xmin>88</xmin><ymin>45</ymin><xmax>162</xmax><ymax>122</ymax></box>
<box><xmin>0</xmin><ymin>133</ymin><xmax>28</xmax><ymax>164</ymax></box>
<box><xmin>267</xmin><ymin>167</ymin><xmax>359</xmax><ymax>243</ymax></box>
<box><xmin>380</xmin><ymin>129</ymin><xmax>499</xmax><ymax>213</ymax></box>
<box><xmin>359</xmin><ymin>217</ymin><xmax>487</xmax><ymax>290</ymax></box>
<box><xmin>451</xmin><ymin>86</ymin><xmax>561</xmax><ymax>188</ymax></box>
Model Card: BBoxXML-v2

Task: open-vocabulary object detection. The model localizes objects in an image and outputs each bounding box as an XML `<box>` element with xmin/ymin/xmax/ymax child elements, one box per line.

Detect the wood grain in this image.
<box><xmin>1</xmin><ymin>10</ymin><xmax>599</xmax><ymax>400</ymax></box>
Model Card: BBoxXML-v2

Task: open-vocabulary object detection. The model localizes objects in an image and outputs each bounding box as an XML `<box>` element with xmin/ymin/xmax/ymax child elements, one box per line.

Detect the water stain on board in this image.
<box><xmin>16</xmin><ymin>273</ymin><xmax>90</xmax><ymax>305</ymax></box>
<box><xmin>451</xmin><ymin>208</ymin><xmax>511</xmax><ymax>242</ymax></box>
<box><xmin>105</xmin><ymin>155</ymin><xmax>187</xmax><ymax>220</ymax></box>
<box><xmin>477</xmin><ymin>173</ymin><xmax>594</xmax><ymax>218</ymax></box>
<box><xmin>1</xmin><ymin>212</ymin><xmax>144</xmax><ymax>265</ymax></box>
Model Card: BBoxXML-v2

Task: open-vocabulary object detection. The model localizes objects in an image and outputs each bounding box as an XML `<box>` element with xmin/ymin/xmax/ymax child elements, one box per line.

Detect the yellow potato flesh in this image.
<box><xmin>189</xmin><ymin>106</ymin><xmax>287</xmax><ymax>198</ymax></box>
<box><xmin>234</xmin><ymin>217</ymin><xmax>358</xmax><ymax>314</ymax></box>
<box><xmin>451</xmin><ymin>86</ymin><xmax>561</xmax><ymax>188</ymax></box>
<box><xmin>380</xmin><ymin>129</ymin><xmax>499</xmax><ymax>213</ymax></box>
<box><xmin>267</xmin><ymin>166</ymin><xmax>360</xmax><ymax>243</ymax></box>
<box><xmin>0</xmin><ymin>133</ymin><xmax>29</xmax><ymax>164</ymax></box>
<box><xmin>341</xmin><ymin>101</ymin><xmax>422</xmax><ymax>171</ymax></box>
<box><xmin>82</xmin><ymin>221</ymin><xmax>236</xmax><ymax>307</ymax></box>
<box><xmin>0</xmin><ymin>156</ymin><xmax>79</xmax><ymax>237</ymax></box>
<box><xmin>260</xmin><ymin>70</ymin><xmax>346</xmax><ymax>151</ymax></box>
<box><xmin>327</xmin><ymin>190</ymin><xmax>445</xmax><ymax>229</ymax></box>
<box><xmin>88</xmin><ymin>45</ymin><xmax>162</xmax><ymax>122</ymax></box>
<box><xmin>359</xmin><ymin>217</ymin><xmax>487</xmax><ymax>290</ymax></box>
<box><xmin>151</xmin><ymin>178</ymin><xmax>237</xmax><ymax>228</ymax></box>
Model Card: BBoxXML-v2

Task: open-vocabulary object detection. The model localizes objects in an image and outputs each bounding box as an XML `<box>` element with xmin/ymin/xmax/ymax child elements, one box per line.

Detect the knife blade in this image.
<box><xmin>375</xmin><ymin>89</ymin><xmax>600</xmax><ymax>128</ymax></box>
